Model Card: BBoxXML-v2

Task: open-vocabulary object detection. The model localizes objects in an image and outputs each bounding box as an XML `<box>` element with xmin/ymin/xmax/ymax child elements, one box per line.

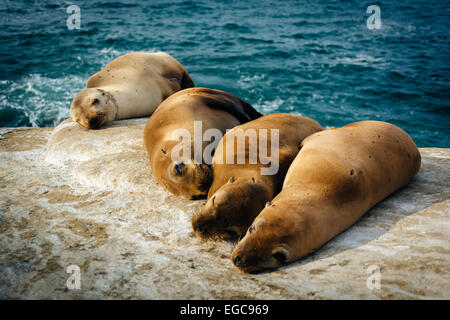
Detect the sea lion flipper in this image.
<box><xmin>180</xmin><ymin>68</ymin><xmax>195</xmax><ymax>89</ymax></box>
<box><xmin>200</xmin><ymin>92</ymin><xmax>262</xmax><ymax>123</ymax></box>
<box><xmin>238</xmin><ymin>98</ymin><xmax>263</xmax><ymax>121</ymax></box>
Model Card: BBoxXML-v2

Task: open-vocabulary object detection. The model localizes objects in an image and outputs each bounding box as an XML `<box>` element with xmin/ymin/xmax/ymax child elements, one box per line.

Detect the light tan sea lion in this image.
<box><xmin>192</xmin><ymin>113</ymin><xmax>323</xmax><ymax>239</ymax></box>
<box><xmin>231</xmin><ymin>121</ymin><xmax>421</xmax><ymax>273</ymax></box>
<box><xmin>70</xmin><ymin>52</ymin><xmax>194</xmax><ymax>129</ymax></box>
<box><xmin>143</xmin><ymin>87</ymin><xmax>262</xmax><ymax>199</ymax></box>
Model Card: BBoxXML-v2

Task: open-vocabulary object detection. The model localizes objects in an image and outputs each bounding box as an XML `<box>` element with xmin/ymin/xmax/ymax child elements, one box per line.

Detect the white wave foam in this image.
<box><xmin>336</xmin><ymin>54</ymin><xmax>388</xmax><ymax>68</ymax></box>
<box><xmin>253</xmin><ymin>97</ymin><xmax>285</xmax><ymax>114</ymax></box>
<box><xmin>237</xmin><ymin>73</ymin><xmax>266</xmax><ymax>89</ymax></box>
<box><xmin>0</xmin><ymin>73</ymin><xmax>85</xmax><ymax>127</ymax></box>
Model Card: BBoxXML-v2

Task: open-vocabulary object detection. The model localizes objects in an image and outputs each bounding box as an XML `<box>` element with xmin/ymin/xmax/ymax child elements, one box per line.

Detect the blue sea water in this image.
<box><xmin>0</xmin><ymin>0</ymin><xmax>449</xmax><ymax>147</ymax></box>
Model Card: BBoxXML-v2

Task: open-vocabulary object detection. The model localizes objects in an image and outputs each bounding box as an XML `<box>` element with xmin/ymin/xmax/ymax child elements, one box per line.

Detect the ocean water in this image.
<box><xmin>0</xmin><ymin>0</ymin><xmax>449</xmax><ymax>147</ymax></box>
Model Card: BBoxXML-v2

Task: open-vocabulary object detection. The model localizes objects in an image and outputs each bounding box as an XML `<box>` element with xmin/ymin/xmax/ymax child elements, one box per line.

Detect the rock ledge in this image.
<box><xmin>0</xmin><ymin>119</ymin><xmax>449</xmax><ymax>299</ymax></box>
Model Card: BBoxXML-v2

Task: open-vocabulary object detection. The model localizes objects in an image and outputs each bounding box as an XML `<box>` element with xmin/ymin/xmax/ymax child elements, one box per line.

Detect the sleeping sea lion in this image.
<box><xmin>70</xmin><ymin>52</ymin><xmax>194</xmax><ymax>129</ymax></box>
<box><xmin>192</xmin><ymin>113</ymin><xmax>323</xmax><ymax>239</ymax></box>
<box><xmin>231</xmin><ymin>121</ymin><xmax>421</xmax><ymax>273</ymax></box>
<box><xmin>144</xmin><ymin>87</ymin><xmax>262</xmax><ymax>199</ymax></box>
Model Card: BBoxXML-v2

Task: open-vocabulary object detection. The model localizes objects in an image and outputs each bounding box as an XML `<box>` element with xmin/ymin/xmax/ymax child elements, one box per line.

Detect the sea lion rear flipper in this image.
<box><xmin>238</xmin><ymin>99</ymin><xmax>263</xmax><ymax>121</ymax></box>
<box><xmin>181</xmin><ymin>68</ymin><xmax>195</xmax><ymax>89</ymax></box>
<box><xmin>200</xmin><ymin>89</ymin><xmax>262</xmax><ymax>123</ymax></box>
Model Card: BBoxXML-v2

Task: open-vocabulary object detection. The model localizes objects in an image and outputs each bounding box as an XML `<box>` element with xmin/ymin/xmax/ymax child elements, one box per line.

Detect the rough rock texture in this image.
<box><xmin>0</xmin><ymin>119</ymin><xmax>449</xmax><ymax>299</ymax></box>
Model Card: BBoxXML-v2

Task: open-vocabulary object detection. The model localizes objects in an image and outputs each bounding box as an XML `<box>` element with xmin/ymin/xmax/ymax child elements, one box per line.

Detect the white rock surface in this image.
<box><xmin>0</xmin><ymin>119</ymin><xmax>449</xmax><ymax>299</ymax></box>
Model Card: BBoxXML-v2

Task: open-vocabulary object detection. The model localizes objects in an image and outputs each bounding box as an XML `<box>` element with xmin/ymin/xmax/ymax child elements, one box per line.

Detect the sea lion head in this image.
<box><xmin>156</xmin><ymin>141</ymin><xmax>213</xmax><ymax>200</ymax></box>
<box><xmin>70</xmin><ymin>88</ymin><xmax>117</xmax><ymax>129</ymax></box>
<box><xmin>230</xmin><ymin>204</ymin><xmax>301</xmax><ymax>273</ymax></box>
<box><xmin>192</xmin><ymin>177</ymin><xmax>271</xmax><ymax>239</ymax></box>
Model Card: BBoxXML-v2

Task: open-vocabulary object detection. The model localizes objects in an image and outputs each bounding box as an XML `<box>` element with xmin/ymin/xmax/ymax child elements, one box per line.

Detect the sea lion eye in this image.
<box><xmin>174</xmin><ymin>163</ymin><xmax>184</xmax><ymax>175</ymax></box>
<box><xmin>91</xmin><ymin>98</ymin><xmax>100</xmax><ymax>104</ymax></box>
<box><xmin>249</xmin><ymin>225</ymin><xmax>255</xmax><ymax>233</ymax></box>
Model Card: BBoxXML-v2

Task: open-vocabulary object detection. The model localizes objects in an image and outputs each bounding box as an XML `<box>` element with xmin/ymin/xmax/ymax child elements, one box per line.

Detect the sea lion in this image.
<box><xmin>192</xmin><ymin>113</ymin><xmax>323</xmax><ymax>239</ymax></box>
<box><xmin>143</xmin><ymin>87</ymin><xmax>262</xmax><ymax>199</ymax></box>
<box><xmin>70</xmin><ymin>52</ymin><xmax>194</xmax><ymax>129</ymax></box>
<box><xmin>231</xmin><ymin>121</ymin><xmax>421</xmax><ymax>273</ymax></box>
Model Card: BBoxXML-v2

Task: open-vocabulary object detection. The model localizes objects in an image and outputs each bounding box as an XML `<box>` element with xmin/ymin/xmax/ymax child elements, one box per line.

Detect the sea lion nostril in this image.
<box><xmin>233</xmin><ymin>256</ymin><xmax>242</xmax><ymax>266</ymax></box>
<box><xmin>198</xmin><ymin>183</ymin><xmax>208</xmax><ymax>192</ymax></box>
<box><xmin>88</xmin><ymin>117</ymin><xmax>96</xmax><ymax>127</ymax></box>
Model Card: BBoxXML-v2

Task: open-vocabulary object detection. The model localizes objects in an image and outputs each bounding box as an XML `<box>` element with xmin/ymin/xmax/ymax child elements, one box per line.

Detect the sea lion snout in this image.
<box><xmin>230</xmin><ymin>213</ymin><xmax>294</xmax><ymax>273</ymax></box>
<box><xmin>231</xmin><ymin>252</ymin><xmax>263</xmax><ymax>273</ymax></box>
<box><xmin>192</xmin><ymin>179</ymin><xmax>274</xmax><ymax>240</ymax></box>
<box><xmin>195</xmin><ymin>163</ymin><xmax>213</xmax><ymax>194</ymax></box>
<box><xmin>231</xmin><ymin>245</ymin><xmax>290</xmax><ymax>273</ymax></box>
<box><xmin>192</xmin><ymin>222</ymin><xmax>238</xmax><ymax>238</ymax></box>
<box><xmin>88</xmin><ymin>117</ymin><xmax>96</xmax><ymax>127</ymax></box>
<box><xmin>230</xmin><ymin>251</ymin><xmax>262</xmax><ymax>273</ymax></box>
<box><xmin>192</xmin><ymin>209</ymin><xmax>214</xmax><ymax>238</ymax></box>
<box><xmin>87</xmin><ymin>116</ymin><xmax>103</xmax><ymax>129</ymax></box>
<box><xmin>166</xmin><ymin>161</ymin><xmax>212</xmax><ymax>199</ymax></box>
<box><xmin>192</xmin><ymin>189</ymin><xmax>244</xmax><ymax>239</ymax></box>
